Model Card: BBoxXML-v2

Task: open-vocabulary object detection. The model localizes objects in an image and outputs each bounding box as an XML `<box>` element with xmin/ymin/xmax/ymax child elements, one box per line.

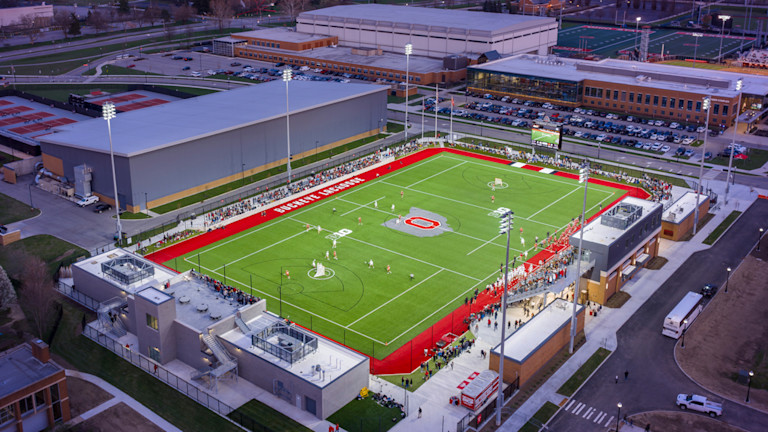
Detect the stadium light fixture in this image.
<box><xmin>724</xmin><ymin>78</ymin><xmax>743</xmax><ymax>205</ymax></box>
<box><xmin>282</xmin><ymin>68</ymin><xmax>293</xmax><ymax>183</ymax></box>
<box><xmin>747</xmin><ymin>371</ymin><xmax>754</xmax><ymax>402</ymax></box>
<box><xmin>717</xmin><ymin>15</ymin><xmax>732</xmax><ymax>63</ymax></box>
<box><xmin>570</xmin><ymin>162</ymin><xmax>589</xmax><ymax>354</ymax></box>
<box><xmin>634</xmin><ymin>17</ymin><xmax>641</xmax><ymax>58</ymax></box>
<box><xmin>495</xmin><ymin>210</ymin><xmax>513</xmax><ymax>426</ymax></box>
<box><xmin>693</xmin><ymin>96</ymin><xmax>711</xmax><ymax>235</ymax></box>
<box><xmin>102</xmin><ymin>101</ymin><xmax>122</xmax><ymax>244</ymax></box>
<box><xmin>404</xmin><ymin>43</ymin><xmax>413</xmax><ymax>142</ymax></box>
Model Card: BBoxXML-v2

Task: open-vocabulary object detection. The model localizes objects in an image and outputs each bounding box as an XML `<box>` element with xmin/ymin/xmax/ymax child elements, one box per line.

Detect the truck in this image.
<box><xmin>662</xmin><ymin>291</ymin><xmax>704</xmax><ymax>339</ymax></box>
<box><xmin>676</xmin><ymin>394</ymin><xmax>722</xmax><ymax>417</ymax></box>
<box><xmin>75</xmin><ymin>195</ymin><xmax>99</xmax><ymax>207</ymax></box>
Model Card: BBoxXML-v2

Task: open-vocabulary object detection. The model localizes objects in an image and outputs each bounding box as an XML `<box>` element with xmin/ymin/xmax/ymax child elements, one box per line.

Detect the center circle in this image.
<box><xmin>487</xmin><ymin>181</ymin><xmax>509</xmax><ymax>189</ymax></box>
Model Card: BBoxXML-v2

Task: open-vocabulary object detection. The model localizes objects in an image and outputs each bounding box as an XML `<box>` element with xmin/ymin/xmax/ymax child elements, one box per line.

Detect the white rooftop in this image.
<box><xmin>662</xmin><ymin>191</ymin><xmax>708</xmax><ymax>223</ymax></box>
<box><xmin>233</xmin><ymin>28</ymin><xmax>332</xmax><ymax>43</ymax></box>
<box><xmin>492</xmin><ymin>298</ymin><xmax>581</xmax><ymax>362</ymax></box>
<box><xmin>299</xmin><ymin>4</ymin><xmax>554</xmax><ymax>36</ymax></box>
<box><xmin>75</xmin><ymin>249</ymin><xmax>177</xmax><ymax>295</ymax></box>
<box><xmin>162</xmin><ymin>273</ymin><xmax>254</xmax><ymax>332</ymax></box>
<box><xmin>137</xmin><ymin>287</ymin><xmax>172</xmax><ymax>305</ymax></box>
<box><xmin>472</xmin><ymin>55</ymin><xmax>768</xmax><ymax>98</ymax></box>
<box><xmin>220</xmin><ymin>313</ymin><xmax>367</xmax><ymax>388</ymax></box>
<box><xmin>575</xmin><ymin>196</ymin><xmax>661</xmax><ymax>245</ymax></box>
<box><xmin>39</xmin><ymin>80</ymin><xmax>387</xmax><ymax>157</ymax></box>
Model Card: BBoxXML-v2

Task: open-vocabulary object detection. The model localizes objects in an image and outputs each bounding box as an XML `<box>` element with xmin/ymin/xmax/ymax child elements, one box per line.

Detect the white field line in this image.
<box><xmin>386</xmin><ymin>268</ymin><xmax>500</xmax><ymax>346</ymax></box>
<box><xmin>213</xmin><ymin>228</ymin><xmax>309</xmax><ymax>271</ymax></box>
<box><xmin>587</xmin><ymin>191</ymin><xmax>618</xmax><ymax>215</ymax></box>
<box><xmin>184</xmin><ymin>261</ymin><xmax>387</xmax><ymax>345</ymax></box>
<box><xmin>466</xmin><ymin>233</ymin><xmax>502</xmax><ymax>256</ymax></box>
<box><xmin>347</xmin><ymin>269</ymin><xmax>444</xmax><ymax>328</ymax></box>
<box><xmin>406</xmin><ymin>161</ymin><xmax>467</xmax><ymax>188</ymax></box>
<box><xmin>380</xmin><ymin>180</ymin><xmax>561</xmax><ymax>230</ymax></box>
<box><xmin>527</xmin><ymin>185</ymin><xmax>582</xmax><ymax>219</ymax></box>
<box><xmin>288</xmin><ymin>214</ymin><xmax>482</xmax><ymax>282</ymax></box>
<box><xmin>438</xmin><ymin>154</ymin><xmax>583</xmax><ymax>187</ymax></box>
<box><xmin>333</xmin><ymin>196</ymin><xmax>520</xmax><ymax>252</ymax></box>
<box><xmin>340</xmin><ymin>196</ymin><xmax>386</xmax><ymax>217</ymax></box>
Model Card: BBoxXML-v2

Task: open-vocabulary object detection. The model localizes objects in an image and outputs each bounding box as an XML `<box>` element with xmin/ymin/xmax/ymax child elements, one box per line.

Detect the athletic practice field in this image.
<box><xmin>153</xmin><ymin>150</ymin><xmax>636</xmax><ymax>365</ymax></box>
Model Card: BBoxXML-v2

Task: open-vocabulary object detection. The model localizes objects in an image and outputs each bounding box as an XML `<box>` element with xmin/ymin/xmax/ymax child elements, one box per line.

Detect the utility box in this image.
<box><xmin>73</xmin><ymin>164</ymin><xmax>93</xmax><ymax>198</ymax></box>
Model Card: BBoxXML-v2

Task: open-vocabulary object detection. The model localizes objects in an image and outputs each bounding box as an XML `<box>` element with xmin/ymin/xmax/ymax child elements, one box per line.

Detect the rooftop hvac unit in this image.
<box><xmin>73</xmin><ymin>164</ymin><xmax>93</xmax><ymax>198</ymax></box>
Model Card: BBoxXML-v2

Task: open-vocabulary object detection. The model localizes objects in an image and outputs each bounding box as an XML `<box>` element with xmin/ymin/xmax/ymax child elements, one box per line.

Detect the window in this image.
<box><xmin>661</xmin><ymin>97</ymin><xmax>667</xmax><ymax>108</ymax></box>
<box><xmin>636</xmin><ymin>93</ymin><xmax>642</xmax><ymax>104</ymax></box>
<box><xmin>653</xmin><ymin>96</ymin><xmax>659</xmax><ymax>106</ymax></box>
<box><xmin>605</xmin><ymin>89</ymin><xmax>611</xmax><ymax>100</ymax></box>
<box><xmin>0</xmin><ymin>405</ymin><xmax>14</xmax><ymax>425</ymax></box>
<box><xmin>50</xmin><ymin>384</ymin><xmax>60</xmax><ymax>403</ymax></box>
<box><xmin>687</xmin><ymin>100</ymin><xmax>693</xmax><ymax>111</ymax></box>
<box><xmin>695</xmin><ymin>101</ymin><xmax>702</xmax><ymax>112</ymax></box>
<box><xmin>713</xmin><ymin>104</ymin><xmax>720</xmax><ymax>115</ymax></box>
<box><xmin>146</xmin><ymin>313</ymin><xmax>158</xmax><ymax>331</ymax></box>
<box><xmin>670</xmin><ymin>98</ymin><xmax>675</xmax><ymax>109</ymax></box>
<box><xmin>645</xmin><ymin>94</ymin><xmax>651</xmax><ymax>104</ymax></box>
<box><xmin>19</xmin><ymin>396</ymin><xmax>33</xmax><ymax>415</ymax></box>
<box><xmin>621</xmin><ymin>91</ymin><xmax>626</xmax><ymax>102</ymax></box>
<box><xmin>722</xmin><ymin>105</ymin><xmax>728</xmax><ymax>116</ymax></box>
<box><xmin>35</xmin><ymin>391</ymin><xmax>46</xmax><ymax>409</ymax></box>
<box><xmin>629</xmin><ymin>93</ymin><xmax>634</xmax><ymax>103</ymax></box>
<box><xmin>679</xmin><ymin>99</ymin><xmax>684</xmax><ymax>109</ymax></box>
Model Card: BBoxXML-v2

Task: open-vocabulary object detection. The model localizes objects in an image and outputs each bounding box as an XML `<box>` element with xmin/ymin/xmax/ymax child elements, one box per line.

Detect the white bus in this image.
<box><xmin>662</xmin><ymin>291</ymin><xmax>704</xmax><ymax>339</ymax></box>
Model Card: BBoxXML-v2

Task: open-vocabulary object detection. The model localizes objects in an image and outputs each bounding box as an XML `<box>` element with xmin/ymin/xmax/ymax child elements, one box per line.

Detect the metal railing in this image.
<box><xmin>56</xmin><ymin>280</ymin><xmax>100</xmax><ymax>311</ymax></box>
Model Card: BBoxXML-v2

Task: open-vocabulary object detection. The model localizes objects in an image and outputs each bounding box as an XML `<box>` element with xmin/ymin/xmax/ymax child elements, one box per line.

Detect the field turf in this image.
<box><xmin>161</xmin><ymin>151</ymin><xmax>627</xmax><ymax>359</ymax></box>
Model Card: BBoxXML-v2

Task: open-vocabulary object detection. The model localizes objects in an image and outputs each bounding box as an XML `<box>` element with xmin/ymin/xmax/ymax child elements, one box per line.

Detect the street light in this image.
<box><xmin>758</xmin><ymin>228</ymin><xmax>764</xmax><ymax>251</ymax></box>
<box><xmin>718</xmin><ymin>15</ymin><xmax>732</xmax><ymax>63</ymax></box>
<box><xmin>726</xmin><ymin>267</ymin><xmax>731</xmax><ymax>293</ymax></box>
<box><xmin>681</xmin><ymin>319</ymin><xmax>688</xmax><ymax>348</ymax></box>
<box><xmin>725</xmin><ymin>78</ymin><xmax>743</xmax><ymax>205</ymax></box>
<box><xmin>102</xmin><ymin>101</ymin><xmax>122</xmax><ymax>244</ymax></box>
<box><xmin>616</xmin><ymin>402</ymin><xmax>622</xmax><ymax>432</ymax></box>
<box><xmin>634</xmin><ymin>17</ymin><xmax>641</xmax><ymax>58</ymax></box>
<box><xmin>746</xmin><ymin>371</ymin><xmax>754</xmax><ymax>402</ymax></box>
<box><xmin>404</xmin><ymin>43</ymin><xmax>412</xmax><ymax>142</ymax></box>
<box><xmin>495</xmin><ymin>210</ymin><xmax>514</xmax><ymax>426</ymax></box>
<box><xmin>693</xmin><ymin>96</ymin><xmax>711</xmax><ymax>235</ymax></box>
<box><xmin>570</xmin><ymin>163</ymin><xmax>590</xmax><ymax>354</ymax></box>
<box><xmin>282</xmin><ymin>68</ymin><xmax>292</xmax><ymax>183</ymax></box>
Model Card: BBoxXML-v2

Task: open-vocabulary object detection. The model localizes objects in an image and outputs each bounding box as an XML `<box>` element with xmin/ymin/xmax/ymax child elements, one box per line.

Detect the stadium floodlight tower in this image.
<box><xmin>283</xmin><ymin>68</ymin><xmax>293</xmax><ymax>183</ymax></box>
<box><xmin>102</xmin><ymin>101</ymin><xmax>122</xmax><ymax>244</ymax></box>
<box><xmin>724</xmin><ymin>78</ymin><xmax>743</xmax><ymax>205</ymax></box>
<box><xmin>569</xmin><ymin>163</ymin><xmax>590</xmax><ymax>354</ymax></box>
<box><xmin>404</xmin><ymin>43</ymin><xmax>413</xmax><ymax>142</ymax></box>
<box><xmin>693</xmin><ymin>96</ymin><xmax>712</xmax><ymax>235</ymax></box>
<box><xmin>496</xmin><ymin>210</ymin><xmax>514</xmax><ymax>426</ymax></box>
<box><xmin>717</xmin><ymin>15</ymin><xmax>732</xmax><ymax>63</ymax></box>
<box><xmin>634</xmin><ymin>17</ymin><xmax>641</xmax><ymax>57</ymax></box>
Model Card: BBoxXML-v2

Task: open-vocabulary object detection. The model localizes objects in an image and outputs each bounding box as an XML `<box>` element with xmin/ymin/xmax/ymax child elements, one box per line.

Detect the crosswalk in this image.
<box><xmin>563</xmin><ymin>399</ymin><xmax>616</xmax><ymax>428</ymax></box>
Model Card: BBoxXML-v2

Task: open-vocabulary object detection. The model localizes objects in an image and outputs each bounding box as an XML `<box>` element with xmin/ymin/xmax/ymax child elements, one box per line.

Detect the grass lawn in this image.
<box><xmin>0</xmin><ymin>151</ymin><xmax>20</xmax><ymax>164</ymax></box>
<box><xmin>0</xmin><ymin>193</ymin><xmax>39</xmax><ymax>225</ymax></box>
<box><xmin>83</xmin><ymin>65</ymin><xmax>164</xmax><ymax>76</ymax></box>
<box><xmin>151</xmin><ymin>133</ymin><xmax>386</xmax><ymax>214</ymax></box>
<box><xmin>118</xmin><ymin>211</ymin><xmax>151</xmax><ymax>219</ymax></box>
<box><xmin>228</xmin><ymin>399</ymin><xmax>311</xmax><ymax>432</ymax></box>
<box><xmin>660</xmin><ymin>60</ymin><xmax>726</xmax><ymax>70</ymax></box>
<box><xmin>557</xmin><ymin>348</ymin><xmax>612</xmax><ymax>396</ymax></box>
<box><xmin>387</xmin><ymin>95</ymin><xmax>407</xmax><ymax>104</ymax></box>
<box><xmin>161</xmin><ymin>153</ymin><xmax>625</xmax><ymax>358</ymax></box>
<box><xmin>50</xmin><ymin>300</ymin><xmax>243</xmax><ymax>432</ymax></box>
<box><xmin>327</xmin><ymin>393</ymin><xmax>404</xmax><ymax>432</ymax></box>
<box><xmin>518</xmin><ymin>401</ymin><xmax>560</xmax><ymax>432</ymax></box>
<box><xmin>708</xmin><ymin>149</ymin><xmax>768</xmax><ymax>171</ymax></box>
<box><xmin>386</xmin><ymin>122</ymin><xmax>404</xmax><ymax>134</ymax></box>
<box><xmin>703</xmin><ymin>211</ymin><xmax>742</xmax><ymax>245</ymax></box>
<box><xmin>0</xmin><ymin>234</ymin><xmax>87</xmax><ymax>279</ymax></box>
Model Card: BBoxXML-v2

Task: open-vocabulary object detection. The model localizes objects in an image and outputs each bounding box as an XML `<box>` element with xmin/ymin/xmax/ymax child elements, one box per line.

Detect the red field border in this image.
<box><xmin>146</xmin><ymin>148</ymin><xmax>649</xmax><ymax>374</ymax></box>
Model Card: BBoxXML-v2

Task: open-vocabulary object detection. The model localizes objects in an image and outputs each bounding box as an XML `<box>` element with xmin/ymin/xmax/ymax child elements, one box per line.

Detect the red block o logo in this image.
<box><xmin>404</xmin><ymin>216</ymin><xmax>440</xmax><ymax>230</ymax></box>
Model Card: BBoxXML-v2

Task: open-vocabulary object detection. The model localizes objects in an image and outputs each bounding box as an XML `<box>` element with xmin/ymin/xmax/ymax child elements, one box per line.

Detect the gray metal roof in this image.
<box><xmin>0</xmin><ymin>344</ymin><xmax>63</xmax><ymax>399</ymax></box>
<box><xmin>472</xmin><ymin>55</ymin><xmax>768</xmax><ymax>98</ymax></box>
<box><xmin>298</xmin><ymin>4</ymin><xmax>553</xmax><ymax>36</ymax></box>
<box><xmin>232</xmin><ymin>27</ymin><xmax>332</xmax><ymax>43</ymax></box>
<box><xmin>39</xmin><ymin>80</ymin><xmax>387</xmax><ymax>157</ymax></box>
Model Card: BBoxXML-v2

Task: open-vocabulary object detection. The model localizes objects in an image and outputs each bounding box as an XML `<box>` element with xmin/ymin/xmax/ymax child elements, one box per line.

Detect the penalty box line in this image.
<box><xmin>191</xmin><ymin>260</ymin><xmax>388</xmax><ymax>346</ymax></box>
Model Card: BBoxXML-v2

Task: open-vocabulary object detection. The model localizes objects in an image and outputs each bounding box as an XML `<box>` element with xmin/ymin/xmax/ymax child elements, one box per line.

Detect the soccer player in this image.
<box><xmin>306</xmin><ymin>223</ymin><xmax>310</xmax><ymax>232</ymax></box>
<box><xmin>332</xmin><ymin>239</ymin><xmax>337</xmax><ymax>249</ymax></box>
<box><xmin>317</xmin><ymin>225</ymin><xmax>322</xmax><ymax>234</ymax></box>
<box><xmin>391</xmin><ymin>203</ymin><xmax>395</xmax><ymax>212</ymax></box>
<box><xmin>386</xmin><ymin>264</ymin><xmax>391</xmax><ymax>274</ymax></box>
<box><xmin>312</xmin><ymin>259</ymin><xmax>316</xmax><ymax>268</ymax></box>
<box><xmin>333</xmin><ymin>207</ymin><xmax>337</xmax><ymax>214</ymax></box>
<box><xmin>374</xmin><ymin>200</ymin><xmax>378</xmax><ymax>209</ymax></box>
<box><xmin>285</xmin><ymin>270</ymin><xmax>290</xmax><ymax>279</ymax></box>
<box><xmin>400</xmin><ymin>190</ymin><xmax>404</xmax><ymax>199</ymax></box>
<box><xmin>491</xmin><ymin>195</ymin><xmax>495</xmax><ymax>203</ymax></box>
<box><xmin>410</xmin><ymin>273</ymin><xmax>414</xmax><ymax>281</ymax></box>
<box><xmin>358</xmin><ymin>216</ymin><xmax>362</xmax><ymax>226</ymax></box>
<box><xmin>333</xmin><ymin>250</ymin><xmax>338</xmax><ymax>260</ymax></box>
<box><xmin>325</xmin><ymin>250</ymin><xmax>330</xmax><ymax>260</ymax></box>
<box><xmin>368</xmin><ymin>259</ymin><xmax>374</xmax><ymax>269</ymax></box>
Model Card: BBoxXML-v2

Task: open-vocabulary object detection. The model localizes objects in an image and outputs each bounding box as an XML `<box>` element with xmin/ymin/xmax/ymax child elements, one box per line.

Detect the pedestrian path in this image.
<box><xmin>562</xmin><ymin>398</ymin><xmax>615</xmax><ymax>428</ymax></box>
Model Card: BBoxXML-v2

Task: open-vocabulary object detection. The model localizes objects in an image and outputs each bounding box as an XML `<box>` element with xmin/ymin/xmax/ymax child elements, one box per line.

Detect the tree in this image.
<box><xmin>118</xmin><ymin>0</ymin><xmax>130</xmax><ymax>15</ymax></box>
<box><xmin>280</xmin><ymin>0</ymin><xmax>307</xmax><ymax>20</ymax></box>
<box><xmin>87</xmin><ymin>10</ymin><xmax>109</xmax><ymax>31</ymax></box>
<box><xmin>144</xmin><ymin>6</ymin><xmax>160</xmax><ymax>26</ymax></box>
<box><xmin>210</xmin><ymin>0</ymin><xmax>235</xmax><ymax>30</ymax></box>
<box><xmin>161</xmin><ymin>8</ymin><xmax>172</xmax><ymax>23</ymax></box>
<box><xmin>68</xmin><ymin>13</ymin><xmax>81</xmax><ymax>36</ymax></box>
<box><xmin>19</xmin><ymin>256</ymin><xmax>53</xmax><ymax>338</ymax></box>
<box><xmin>193</xmin><ymin>0</ymin><xmax>211</xmax><ymax>14</ymax></box>
<box><xmin>0</xmin><ymin>265</ymin><xmax>16</xmax><ymax>310</ymax></box>
<box><xmin>53</xmin><ymin>9</ymin><xmax>71</xmax><ymax>38</ymax></box>
<box><xmin>18</xmin><ymin>14</ymin><xmax>41</xmax><ymax>44</ymax></box>
<box><xmin>173</xmin><ymin>4</ymin><xmax>195</xmax><ymax>24</ymax></box>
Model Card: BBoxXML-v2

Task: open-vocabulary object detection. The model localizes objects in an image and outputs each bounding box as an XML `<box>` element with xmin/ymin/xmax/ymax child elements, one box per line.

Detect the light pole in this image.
<box><xmin>496</xmin><ymin>210</ymin><xmax>514</xmax><ymax>426</ymax></box>
<box><xmin>681</xmin><ymin>319</ymin><xmax>688</xmax><ymax>348</ymax></box>
<box><xmin>726</xmin><ymin>267</ymin><xmax>731</xmax><ymax>293</ymax></box>
<box><xmin>725</xmin><ymin>78</ymin><xmax>743</xmax><ymax>204</ymax></box>
<box><xmin>282</xmin><ymin>68</ymin><xmax>292</xmax><ymax>183</ymax></box>
<box><xmin>717</xmin><ymin>15</ymin><xmax>732</xmax><ymax>63</ymax></box>
<box><xmin>404</xmin><ymin>43</ymin><xmax>412</xmax><ymax>142</ymax></box>
<box><xmin>693</xmin><ymin>96</ymin><xmax>711</xmax><ymax>235</ymax></box>
<box><xmin>634</xmin><ymin>17</ymin><xmax>641</xmax><ymax>58</ymax></box>
<box><xmin>746</xmin><ymin>371</ymin><xmax>754</xmax><ymax>402</ymax></box>
<box><xmin>616</xmin><ymin>402</ymin><xmax>622</xmax><ymax>432</ymax></box>
<box><xmin>692</xmin><ymin>32</ymin><xmax>703</xmax><ymax>67</ymax></box>
<box><xmin>758</xmin><ymin>228</ymin><xmax>764</xmax><ymax>251</ymax></box>
<box><xmin>570</xmin><ymin>163</ymin><xmax>589</xmax><ymax>354</ymax></box>
<box><xmin>102</xmin><ymin>101</ymin><xmax>122</xmax><ymax>244</ymax></box>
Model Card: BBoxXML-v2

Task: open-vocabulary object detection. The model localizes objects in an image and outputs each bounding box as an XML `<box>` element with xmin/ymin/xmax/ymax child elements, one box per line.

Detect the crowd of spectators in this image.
<box><xmin>190</xmin><ymin>269</ymin><xmax>261</xmax><ymax>305</ymax></box>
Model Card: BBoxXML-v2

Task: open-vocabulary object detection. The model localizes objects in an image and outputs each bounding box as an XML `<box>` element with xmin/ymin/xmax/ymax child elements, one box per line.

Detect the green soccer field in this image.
<box><xmin>166</xmin><ymin>153</ymin><xmax>623</xmax><ymax>359</ymax></box>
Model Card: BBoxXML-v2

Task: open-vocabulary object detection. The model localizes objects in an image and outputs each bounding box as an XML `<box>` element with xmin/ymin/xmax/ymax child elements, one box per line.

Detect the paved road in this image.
<box><xmin>548</xmin><ymin>198</ymin><xmax>768</xmax><ymax>432</ymax></box>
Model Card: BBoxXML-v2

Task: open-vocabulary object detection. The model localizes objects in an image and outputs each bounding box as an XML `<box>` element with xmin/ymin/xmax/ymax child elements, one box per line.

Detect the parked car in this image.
<box><xmin>93</xmin><ymin>203</ymin><xmax>112</xmax><ymax>214</ymax></box>
<box><xmin>230</xmin><ymin>62</ymin><xmax>241</xmax><ymax>66</ymax></box>
<box><xmin>661</xmin><ymin>145</ymin><xmax>671</xmax><ymax>153</ymax></box>
<box><xmin>700</xmin><ymin>284</ymin><xmax>718</xmax><ymax>298</ymax></box>
<box><xmin>76</xmin><ymin>195</ymin><xmax>99</xmax><ymax>207</ymax></box>
<box><xmin>676</xmin><ymin>394</ymin><xmax>722</xmax><ymax>417</ymax></box>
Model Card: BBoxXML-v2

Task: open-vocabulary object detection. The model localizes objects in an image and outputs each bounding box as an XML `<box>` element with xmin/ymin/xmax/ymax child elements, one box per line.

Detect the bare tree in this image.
<box><xmin>0</xmin><ymin>265</ymin><xmax>16</xmax><ymax>310</ymax></box>
<box><xmin>19</xmin><ymin>256</ymin><xmax>54</xmax><ymax>338</ymax></box>
<box><xmin>280</xmin><ymin>0</ymin><xmax>307</xmax><ymax>20</ymax></box>
<box><xmin>173</xmin><ymin>4</ymin><xmax>195</xmax><ymax>24</ymax></box>
<box><xmin>87</xmin><ymin>10</ymin><xmax>109</xmax><ymax>31</ymax></box>
<box><xmin>53</xmin><ymin>9</ymin><xmax>71</xmax><ymax>38</ymax></box>
<box><xmin>210</xmin><ymin>0</ymin><xmax>236</xmax><ymax>30</ymax></box>
<box><xmin>144</xmin><ymin>6</ymin><xmax>160</xmax><ymax>26</ymax></box>
<box><xmin>18</xmin><ymin>14</ymin><xmax>41</xmax><ymax>44</ymax></box>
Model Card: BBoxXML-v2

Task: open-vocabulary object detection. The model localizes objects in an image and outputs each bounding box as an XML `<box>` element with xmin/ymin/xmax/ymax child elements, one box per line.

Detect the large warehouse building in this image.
<box><xmin>468</xmin><ymin>54</ymin><xmax>768</xmax><ymax>127</ymax></box>
<box><xmin>38</xmin><ymin>81</ymin><xmax>388</xmax><ymax>212</ymax></box>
